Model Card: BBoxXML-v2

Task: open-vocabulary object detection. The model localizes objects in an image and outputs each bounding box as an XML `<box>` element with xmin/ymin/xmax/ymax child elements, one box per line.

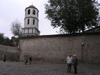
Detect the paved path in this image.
<box><xmin>0</xmin><ymin>61</ymin><xmax>100</xmax><ymax>75</ymax></box>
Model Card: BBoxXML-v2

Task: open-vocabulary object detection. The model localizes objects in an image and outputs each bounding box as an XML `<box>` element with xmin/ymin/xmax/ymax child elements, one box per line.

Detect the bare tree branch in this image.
<box><xmin>11</xmin><ymin>19</ymin><xmax>22</xmax><ymax>37</ymax></box>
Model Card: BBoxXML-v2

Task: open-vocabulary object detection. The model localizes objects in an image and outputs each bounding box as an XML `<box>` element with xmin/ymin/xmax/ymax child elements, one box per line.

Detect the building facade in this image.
<box><xmin>20</xmin><ymin>5</ymin><xmax>100</xmax><ymax>63</ymax></box>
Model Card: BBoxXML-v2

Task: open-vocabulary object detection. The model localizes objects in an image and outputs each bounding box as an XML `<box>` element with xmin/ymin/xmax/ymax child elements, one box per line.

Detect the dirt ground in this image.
<box><xmin>0</xmin><ymin>61</ymin><xmax>100</xmax><ymax>75</ymax></box>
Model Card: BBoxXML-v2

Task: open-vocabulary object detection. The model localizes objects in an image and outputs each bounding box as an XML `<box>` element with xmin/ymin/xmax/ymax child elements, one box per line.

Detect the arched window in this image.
<box><xmin>27</xmin><ymin>19</ymin><xmax>29</xmax><ymax>25</ymax></box>
<box><xmin>28</xmin><ymin>9</ymin><xmax>30</xmax><ymax>14</ymax></box>
<box><xmin>33</xmin><ymin>10</ymin><xmax>35</xmax><ymax>15</ymax></box>
<box><xmin>33</xmin><ymin>19</ymin><xmax>35</xmax><ymax>25</ymax></box>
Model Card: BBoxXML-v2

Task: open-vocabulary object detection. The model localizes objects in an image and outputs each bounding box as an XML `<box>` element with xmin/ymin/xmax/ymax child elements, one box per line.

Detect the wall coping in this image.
<box><xmin>0</xmin><ymin>44</ymin><xmax>19</xmax><ymax>50</ymax></box>
<box><xmin>20</xmin><ymin>32</ymin><xmax>100</xmax><ymax>39</ymax></box>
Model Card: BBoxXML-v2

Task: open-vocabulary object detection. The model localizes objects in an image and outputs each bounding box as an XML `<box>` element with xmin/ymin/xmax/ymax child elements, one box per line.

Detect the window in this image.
<box><xmin>33</xmin><ymin>10</ymin><xmax>35</xmax><ymax>15</ymax></box>
<box><xmin>37</xmin><ymin>20</ymin><xmax>38</xmax><ymax>27</ymax></box>
<box><xmin>28</xmin><ymin>9</ymin><xmax>30</xmax><ymax>14</ymax></box>
<box><xmin>27</xmin><ymin>19</ymin><xmax>29</xmax><ymax>25</ymax></box>
<box><xmin>33</xmin><ymin>19</ymin><xmax>35</xmax><ymax>25</ymax></box>
<box><xmin>37</xmin><ymin>12</ymin><xmax>38</xmax><ymax>16</ymax></box>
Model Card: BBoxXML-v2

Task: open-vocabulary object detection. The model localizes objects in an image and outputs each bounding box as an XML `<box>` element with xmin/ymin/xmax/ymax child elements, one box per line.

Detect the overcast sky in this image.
<box><xmin>0</xmin><ymin>0</ymin><xmax>60</xmax><ymax>39</ymax></box>
<box><xmin>0</xmin><ymin>0</ymin><xmax>100</xmax><ymax>39</ymax></box>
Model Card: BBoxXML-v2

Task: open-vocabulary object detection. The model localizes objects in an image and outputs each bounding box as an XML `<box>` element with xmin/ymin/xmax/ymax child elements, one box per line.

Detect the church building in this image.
<box><xmin>19</xmin><ymin>5</ymin><xmax>100</xmax><ymax>63</ymax></box>
<box><xmin>22</xmin><ymin>5</ymin><xmax>40</xmax><ymax>36</ymax></box>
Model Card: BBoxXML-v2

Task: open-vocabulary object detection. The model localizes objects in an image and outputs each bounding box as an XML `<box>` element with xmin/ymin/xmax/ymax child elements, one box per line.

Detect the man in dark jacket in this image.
<box><xmin>73</xmin><ymin>54</ymin><xmax>78</xmax><ymax>74</ymax></box>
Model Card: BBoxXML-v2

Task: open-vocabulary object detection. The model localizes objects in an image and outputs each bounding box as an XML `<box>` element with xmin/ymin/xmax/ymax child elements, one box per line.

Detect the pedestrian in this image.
<box><xmin>73</xmin><ymin>54</ymin><xmax>78</xmax><ymax>74</ymax></box>
<box><xmin>29</xmin><ymin>57</ymin><xmax>32</xmax><ymax>64</ymax></box>
<box><xmin>66</xmin><ymin>53</ymin><xmax>73</xmax><ymax>73</ymax></box>
<box><xmin>25</xmin><ymin>57</ymin><xmax>28</xmax><ymax>65</ymax></box>
<box><xmin>3</xmin><ymin>54</ymin><xmax>6</xmax><ymax>62</ymax></box>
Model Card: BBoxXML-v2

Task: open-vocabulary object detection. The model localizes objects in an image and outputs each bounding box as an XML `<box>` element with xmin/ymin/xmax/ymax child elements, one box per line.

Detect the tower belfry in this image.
<box><xmin>22</xmin><ymin>5</ymin><xmax>40</xmax><ymax>36</ymax></box>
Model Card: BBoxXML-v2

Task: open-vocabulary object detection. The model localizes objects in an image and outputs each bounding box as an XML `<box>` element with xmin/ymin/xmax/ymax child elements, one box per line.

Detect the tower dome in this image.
<box><xmin>22</xmin><ymin>5</ymin><xmax>40</xmax><ymax>36</ymax></box>
<box><xmin>25</xmin><ymin>5</ymin><xmax>38</xmax><ymax>10</ymax></box>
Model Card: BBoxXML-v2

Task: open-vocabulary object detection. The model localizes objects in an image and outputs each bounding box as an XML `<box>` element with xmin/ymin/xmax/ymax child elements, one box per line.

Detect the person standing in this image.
<box><xmin>66</xmin><ymin>54</ymin><xmax>73</xmax><ymax>73</ymax></box>
<box><xmin>29</xmin><ymin>57</ymin><xmax>32</xmax><ymax>64</ymax></box>
<box><xmin>3</xmin><ymin>54</ymin><xmax>6</xmax><ymax>62</ymax></box>
<box><xmin>25</xmin><ymin>57</ymin><xmax>28</xmax><ymax>65</ymax></box>
<box><xmin>73</xmin><ymin>54</ymin><xmax>78</xmax><ymax>74</ymax></box>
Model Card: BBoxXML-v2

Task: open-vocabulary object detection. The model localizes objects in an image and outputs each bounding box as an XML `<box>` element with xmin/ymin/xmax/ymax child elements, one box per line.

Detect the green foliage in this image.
<box><xmin>0</xmin><ymin>33</ymin><xmax>4</xmax><ymax>44</ymax></box>
<box><xmin>4</xmin><ymin>37</ymin><xmax>12</xmax><ymax>46</ymax></box>
<box><xmin>11</xmin><ymin>36</ymin><xmax>19</xmax><ymax>46</ymax></box>
<box><xmin>0</xmin><ymin>33</ymin><xmax>12</xmax><ymax>46</ymax></box>
<box><xmin>45</xmin><ymin>0</ymin><xmax>99</xmax><ymax>34</ymax></box>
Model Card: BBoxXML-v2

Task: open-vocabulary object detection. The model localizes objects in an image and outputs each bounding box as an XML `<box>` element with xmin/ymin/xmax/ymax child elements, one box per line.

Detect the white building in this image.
<box><xmin>22</xmin><ymin>5</ymin><xmax>40</xmax><ymax>36</ymax></box>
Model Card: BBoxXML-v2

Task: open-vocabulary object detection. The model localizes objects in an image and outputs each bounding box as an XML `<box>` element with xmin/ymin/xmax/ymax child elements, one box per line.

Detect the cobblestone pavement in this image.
<box><xmin>0</xmin><ymin>61</ymin><xmax>100</xmax><ymax>75</ymax></box>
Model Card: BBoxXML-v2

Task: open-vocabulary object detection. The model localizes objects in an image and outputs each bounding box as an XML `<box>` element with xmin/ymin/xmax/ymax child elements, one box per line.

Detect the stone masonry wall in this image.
<box><xmin>0</xmin><ymin>44</ymin><xmax>20</xmax><ymax>61</ymax></box>
<box><xmin>19</xmin><ymin>33</ymin><xmax>100</xmax><ymax>63</ymax></box>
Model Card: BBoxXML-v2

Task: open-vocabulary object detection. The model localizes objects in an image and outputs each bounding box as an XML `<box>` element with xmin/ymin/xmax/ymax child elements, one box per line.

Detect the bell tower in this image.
<box><xmin>22</xmin><ymin>5</ymin><xmax>40</xmax><ymax>36</ymax></box>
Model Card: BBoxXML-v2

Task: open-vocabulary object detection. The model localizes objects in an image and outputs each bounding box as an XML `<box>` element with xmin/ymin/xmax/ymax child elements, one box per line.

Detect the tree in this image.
<box><xmin>11</xmin><ymin>36</ymin><xmax>19</xmax><ymax>46</ymax></box>
<box><xmin>0</xmin><ymin>33</ymin><xmax>4</xmax><ymax>44</ymax></box>
<box><xmin>0</xmin><ymin>33</ymin><xmax>12</xmax><ymax>46</ymax></box>
<box><xmin>11</xmin><ymin>19</ymin><xmax>22</xmax><ymax>37</ymax></box>
<box><xmin>45</xmin><ymin>0</ymin><xmax>99</xmax><ymax>34</ymax></box>
<box><xmin>4</xmin><ymin>37</ymin><xmax>12</xmax><ymax>46</ymax></box>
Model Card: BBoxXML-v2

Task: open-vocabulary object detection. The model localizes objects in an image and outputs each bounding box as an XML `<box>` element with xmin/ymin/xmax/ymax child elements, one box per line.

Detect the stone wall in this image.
<box><xmin>0</xmin><ymin>44</ymin><xmax>20</xmax><ymax>61</ymax></box>
<box><xmin>19</xmin><ymin>33</ymin><xmax>100</xmax><ymax>63</ymax></box>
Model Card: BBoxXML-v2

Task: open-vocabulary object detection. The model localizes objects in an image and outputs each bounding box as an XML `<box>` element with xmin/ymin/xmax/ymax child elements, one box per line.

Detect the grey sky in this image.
<box><xmin>0</xmin><ymin>0</ymin><xmax>59</xmax><ymax>38</ymax></box>
<box><xmin>0</xmin><ymin>0</ymin><xmax>100</xmax><ymax>38</ymax></box>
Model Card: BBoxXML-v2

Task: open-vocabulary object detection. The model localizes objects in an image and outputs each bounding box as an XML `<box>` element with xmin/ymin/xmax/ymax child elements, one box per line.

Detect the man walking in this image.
<box><xmin>66</xmin><ymin>53</ymin><xmax>73</xmax><ymax>73</ymax></box>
